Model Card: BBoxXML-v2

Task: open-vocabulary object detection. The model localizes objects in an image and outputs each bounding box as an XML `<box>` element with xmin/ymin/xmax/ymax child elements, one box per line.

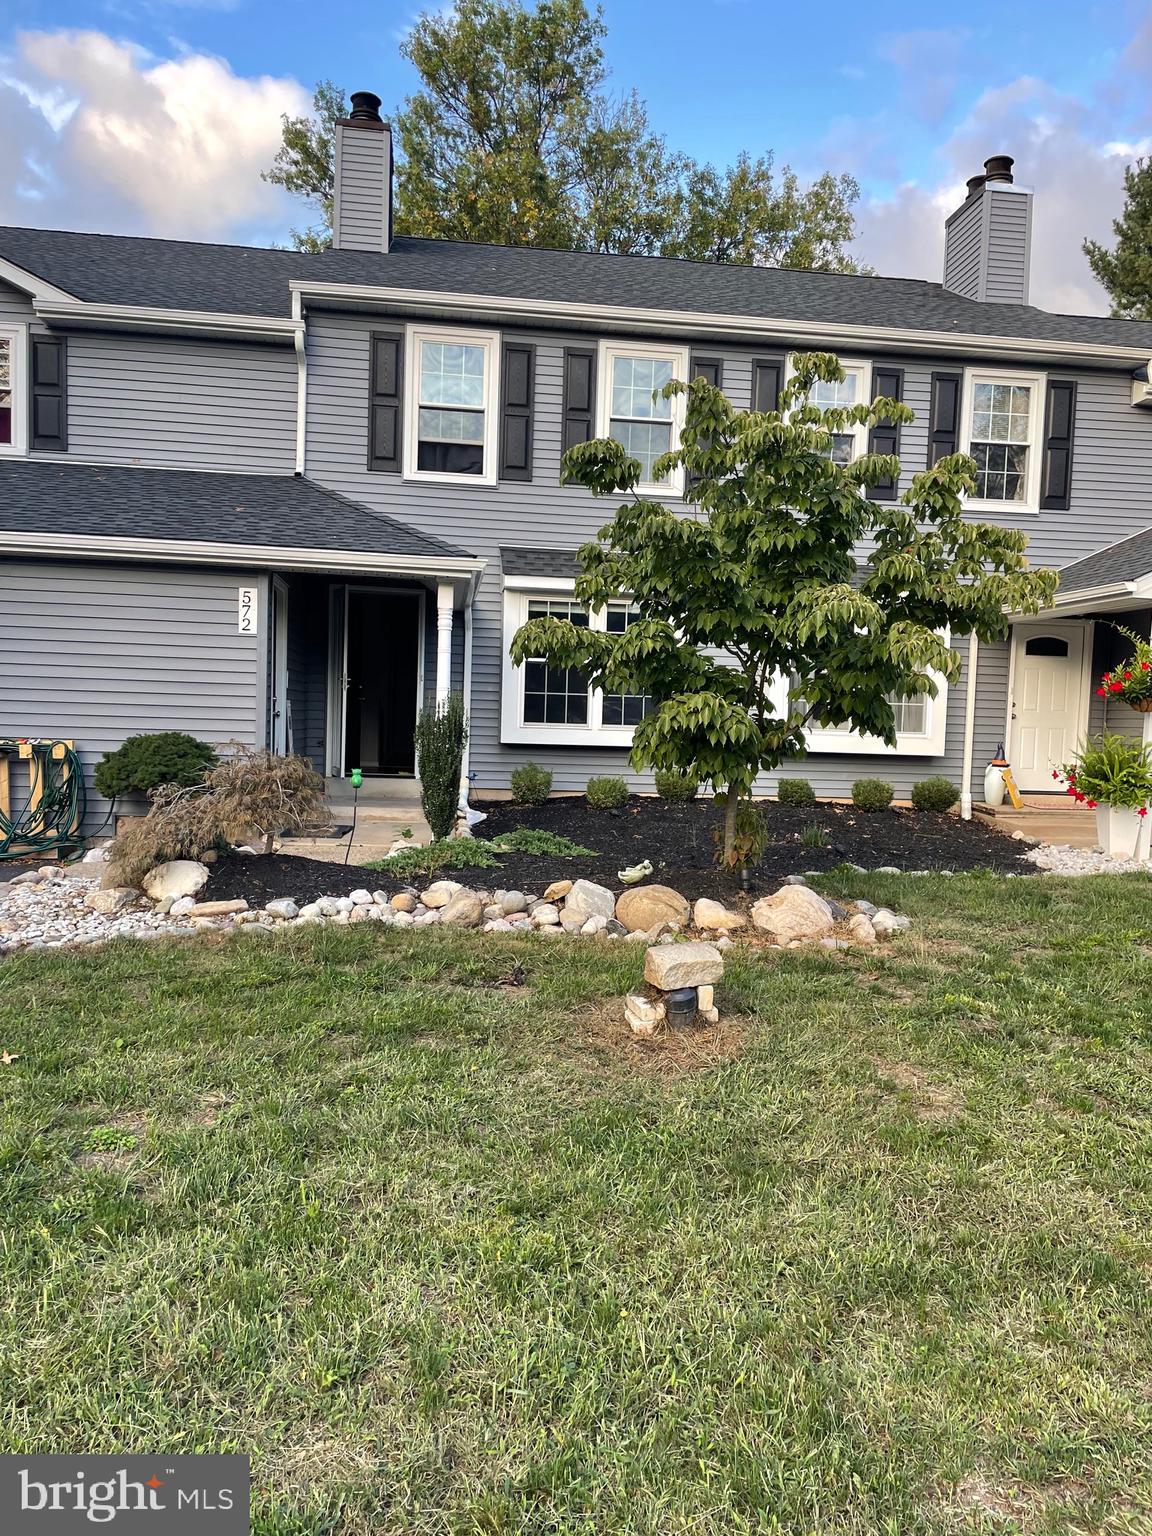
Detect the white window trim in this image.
<box><xmin>597</xmin><ymin>338</ymin><xmax>690</xmax><ymax>498</ymax></box>
<box><xmin>799</xmin><ymin>679</ymin><xmax>949</xmax><ymax>757</ymax></box>
<box><xmin>785</xmin><ymin>353</ymin><xmax>872</xmax><ymax>462</ymax></box>
<box><xmin>500</xmin><ymin>584</ymin><xmax>645</xmax><ymax>747</ymax></box>
<box><xmin>403</xmin><ymin>323</ymin><xmax>500</xmax><ymax>487</ymax></box>
<box><xmin>0</xmin><ymin>323</ymin><xmax>28</xmax><ymax>457</ymax></box>
<box><xmin>961</xmin><ymin>366</ymin><xmax>1045</xmax><ymax>515</ymax></box>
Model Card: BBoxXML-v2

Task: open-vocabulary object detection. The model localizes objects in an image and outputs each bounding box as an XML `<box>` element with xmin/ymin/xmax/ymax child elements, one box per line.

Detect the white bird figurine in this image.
<box><xmin>617</xmin><ymin>859</ymin><xmax>653</xmax><ymax>886</ymax></box>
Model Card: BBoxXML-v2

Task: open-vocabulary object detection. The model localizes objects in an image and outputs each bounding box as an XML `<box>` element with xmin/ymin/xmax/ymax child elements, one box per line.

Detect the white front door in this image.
<box><xmin>1009</xmin><ymin>623</ymin><xmax>1088</xmax><ymax>790</ymax></box>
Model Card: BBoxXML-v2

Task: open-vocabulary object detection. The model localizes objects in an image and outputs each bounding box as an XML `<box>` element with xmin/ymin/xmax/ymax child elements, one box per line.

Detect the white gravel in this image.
<box><xmin>1026</xmin><ymin>842</ymin><xmax>1151</xmax><ymax>876</ymax></box>
<box><xmin>0</xmin><ymin>870</ymin><xmax>196</xmax><ymax>952</ymax></box>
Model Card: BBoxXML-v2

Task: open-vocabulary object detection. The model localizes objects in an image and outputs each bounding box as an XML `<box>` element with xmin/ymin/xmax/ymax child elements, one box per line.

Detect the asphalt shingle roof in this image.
<box><xmin>4</xmin><ymin>224</ymin><xmax>1152</xmax><ymax>351</ymax></box>
<box><xmin>1058</xmin><ymin>527</ymin><xmax>1152</xmax><ymax>593</ymax></box>
<box><xmin>500</xmin><ymin>546</ymin><xmax>582</xmax><ymax>579</ymax></box>
<box><xmin>0</xmin><ymin>460</ymin><xmax>474</xmax><ymax>560</ymax></box>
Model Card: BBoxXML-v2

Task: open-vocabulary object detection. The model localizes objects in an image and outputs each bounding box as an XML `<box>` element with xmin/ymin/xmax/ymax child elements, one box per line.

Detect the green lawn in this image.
<box><xmin>2</xmin><ymin>873</ymin><xmax>1151</xmax><ymax>1535</ymax></box>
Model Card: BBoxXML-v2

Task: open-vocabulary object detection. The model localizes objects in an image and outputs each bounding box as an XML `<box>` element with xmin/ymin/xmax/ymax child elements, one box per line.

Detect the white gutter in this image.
<box><xmin>960</xmin><ymin>633</ymin><xmax>979</xmax><ymax>820</ymax></box>
<box><xmin>290</xmin><ymin>279</ymin><xmax>1152</xmax><ymax>368</ymax></box>
<box><xmin>35</xmin><ymin>300</ymin><xmax>301</xmax><ymax>345</ymax></box>
<box><xmin>0</xmin><ymin>528</ymin><xmax>485</xmax><ymax>580</ymax></box>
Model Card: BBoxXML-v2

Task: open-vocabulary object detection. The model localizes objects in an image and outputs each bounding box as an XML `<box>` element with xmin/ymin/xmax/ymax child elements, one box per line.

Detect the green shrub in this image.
<box><xmin>799</xmin><ymin>822</ymin><xmax>830</xmax><ymax>848</ymax></box>
<box><xmin>852</xmin><ymin>778</ymin><xmax>894</xmax><ymax>812</ymax></box>
<box><xmin>94</xmin><ymin>731</ymin><xmax>216</xmax><ymax>800</ymax></box>
<box><xmin>654</xmin><ymin>769</ymin><xmax>699</xmax><ymax>803</ymax></box>
<box><xmin>586</xmin><ymin>776</ymin><xmax>629</xmax><ymax>809</ymax></box>
<box><xmin>368</xmin><ymin>837</ymin><xmax>500</xmax><ymax>880</ymax></box>
<box><xmin>911</xmin><ymin>776</ymin><xmax>959</xmax><ymax>813</ymax></box>
<box><xmin>510</xmin><ymin>761</ymin><xmax>552</xmax><ymax>806</ymax></box>
<box><xmin>776</xmin><ymin>778</ymin><xmax>816</xmax><ymax>808</ymax></box>
<box><xmin>486</xmin><ymin>828</ymin><xmax>596</xmax><ymax>856</ymax></box>
<box><xmin>413</xmin><ymin>694</ymin><xmax>468</xmax><ymax>841</ymax></box>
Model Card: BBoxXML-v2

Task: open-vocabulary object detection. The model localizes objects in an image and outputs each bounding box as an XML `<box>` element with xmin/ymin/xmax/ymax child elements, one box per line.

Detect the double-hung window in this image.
<box><xmin>0</xmin><ymin>326</ymin><xmax>26</xmax><ymax>455</ymax></box>
<box><xmin>962</xmin><ymin>370</ymin><xmax>1043</xmax><ymax>510</ymax></box>
<box><xmin>405</xmin><ymin>326</ymin><xmax>499</xmax><ymax>485</ymax></box>
<box><xmin>502</xmin><ymin>586</ymin><xmax>653</xmax><ymax>745</ymax></box>
<box><xmin>598</xmin><ymin>341</ymin><xmax>689</xmax><ymax>495</ymax></box>
<box><xmin>791</xmin><ymin>356</ymin><xmax>870</xmax><ymax>464</ymax></box>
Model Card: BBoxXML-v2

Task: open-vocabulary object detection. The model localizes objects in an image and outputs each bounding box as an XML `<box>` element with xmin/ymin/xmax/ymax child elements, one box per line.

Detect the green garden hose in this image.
<box><xmin>0</xmin><ymin>743</ymin><xmax>88</xmax><ymax>860</ymax></box>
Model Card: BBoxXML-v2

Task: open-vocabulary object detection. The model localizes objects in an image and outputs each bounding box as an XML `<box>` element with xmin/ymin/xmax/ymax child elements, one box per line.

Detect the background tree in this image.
<box><xmin>264</xmin><ymin>0</ymin><xmax>866</xmax><ymax>269</ymax></box>
<box><xmin>511</xmin><ymin>355</ymin><xmax>1058</xmax><ymax>866</ymax></box>
<box><xmin>1084</xmin><ymin>157</ymin><xmax>1152</xmax><ymax>320</ymax></box>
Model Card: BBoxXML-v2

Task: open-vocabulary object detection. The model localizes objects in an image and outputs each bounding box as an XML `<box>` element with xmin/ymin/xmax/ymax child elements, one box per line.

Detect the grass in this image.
<box><xmin>2</xmin><ymin>872</ymin><xmax>1151</xmax><ymax>1534</ymax></box>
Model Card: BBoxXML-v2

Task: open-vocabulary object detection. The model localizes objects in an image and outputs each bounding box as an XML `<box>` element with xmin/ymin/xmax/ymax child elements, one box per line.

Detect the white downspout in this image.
<box><xmin>960</xmin><ymin>632</ymin><xmax>980</xmax><ymax>820</ymax></box>
<box><xmin>292</xmin><ymin>290</ymin><xmax>307</xmax><ymax>477</ymax></box>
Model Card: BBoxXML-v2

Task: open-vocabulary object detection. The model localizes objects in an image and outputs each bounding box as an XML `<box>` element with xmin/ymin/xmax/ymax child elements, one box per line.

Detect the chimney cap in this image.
<box><xmin>347</xmin><ymin>91</ymin><xmax>384</xmax><ymax>125</ymax></box>
<box><xmin>982</xmin><ymin>154</ymin><xmax>1014</xmax><ymax>184</ymax></box>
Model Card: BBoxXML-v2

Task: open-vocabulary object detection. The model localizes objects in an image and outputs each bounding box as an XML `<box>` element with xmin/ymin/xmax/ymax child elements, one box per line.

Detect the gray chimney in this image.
<box><xmin>943</xmin><ymin>155</ymin><xmax>1033</xmax><ymax>305</ymax></box>
<box><xmin>331</xmin><ymin>91</ymin><xmax>392</xmax><ymax>253</ymax></box>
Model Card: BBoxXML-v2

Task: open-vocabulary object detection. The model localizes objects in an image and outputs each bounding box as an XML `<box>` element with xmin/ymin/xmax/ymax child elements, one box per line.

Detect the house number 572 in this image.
<box><xmin>238</xmin><ymin>586</ymin><xmax>258</xmax><ymax>636</ymax></box>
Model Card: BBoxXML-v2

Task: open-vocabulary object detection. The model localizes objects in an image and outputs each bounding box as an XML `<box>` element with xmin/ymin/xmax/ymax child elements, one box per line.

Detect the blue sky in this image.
<box><xmin>3</xmin><ymin>0</ymin><xmax>1151</xmax><ymax>311</ymax></box>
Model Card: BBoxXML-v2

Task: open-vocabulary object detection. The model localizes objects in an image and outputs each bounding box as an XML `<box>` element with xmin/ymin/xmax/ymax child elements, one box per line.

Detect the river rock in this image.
<box><xmin>85</xmin><ymin>886</ymin><xmax>140</xmax><ymax>914</ymax></box>
<box><xmin>348</xmin><ymin>889</ymin><xmax>374</xmax><ymax>907</ymax></box>
<box><xmin>390</xmin><ymin>892</ymin><xmax>417</xmax><ymax>913</ymax></box>
<box><xmin>501</xmin><ymin>890</ymin><xmax>529</xmax><ymax>914</ymax></box>
<box><xmin>185</xmin><ymin>898</ymin><xmax>249</xmax><ymax>918</ymax></box>
<box><xmin>750</xmin><ymin>885</ymin><xmax>834</xmax><ymax>943</ymax></box>
<box><xmin>644</xmin><ymin>941</ymin><xmax>724</xmax><ymax>991</ymax></box>
<box><xmin>423</xmin><ymin>881</ymin><xmax>463</xmax><ymax>909</ymax></box>
<box><xmin>265</xmin><ymin>898</ymin><xmax>299</xmax><ymax>920</ymax></box>
<box><xmin>563</xmin><ymin>879</ymin><xmax>616</xmax><ymax>922</ymax></box>
<box><xmin>141</xmin><ymin>860</ymin><xmax>210</xmax><ymax>902</ymax></box>
<box><xmin>531</xmin><ymin>902</ymin><xmax>561</xmax><ymax>926</ymax></box>
<box><xmin>614</xmin><ymin>884</ymin><xmax>690</xmax><ymax>933</ymax></box>
<box><xmin>848</xmin><ymin>913</ymin><xmax>877</xmax><ymax>945</ymax></box>
<box><xmin>543</xmin><ymin>880</ymin><xmax>573</xmax><ymax>902</ymax></box>
<box><xmin>439</xmin><ymin>889</ymin><xmax>484</xmax><ymax>927</ymax></box>
<box><xmin>692</xmin><ymin>897</ymin><xmax>746</xmax><ymax>932</ymax></box>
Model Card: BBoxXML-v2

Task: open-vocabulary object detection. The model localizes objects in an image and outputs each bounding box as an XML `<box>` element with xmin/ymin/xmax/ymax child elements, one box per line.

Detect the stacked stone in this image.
<box><xmin>624</xmin><ymin>940</ymin><xmax>725</xmax><ymax>1036</ymax></box>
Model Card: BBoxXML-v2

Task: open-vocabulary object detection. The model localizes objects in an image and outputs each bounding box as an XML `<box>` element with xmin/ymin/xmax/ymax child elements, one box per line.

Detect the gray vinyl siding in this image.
<box><xmin>0</xmin><ymin>280</ymin><xmax>33</xmax><ymax>321</ymax></box>
<box><xmin>332</xmin><ymin>124</ymin><xmax>389</xmax><ymax>253</ymax></box>
<box><xmin>984</xmin><ymin>189</ymin><xmax>1032</xmax><ymax>305</ymax></box>
<box><xmin>943</xmin><ymin>200</ymin><xmax>984</xmax><ymax>301</ymax></box>
<box><xmin>0</xmin><ymin>560</ymin><xmax>266</xmax><ymax>831</ymax></box>
<box><xmin>43</xmin><ymin>332</ymin><xmax>297</xmax><ymax>473</ymax></box>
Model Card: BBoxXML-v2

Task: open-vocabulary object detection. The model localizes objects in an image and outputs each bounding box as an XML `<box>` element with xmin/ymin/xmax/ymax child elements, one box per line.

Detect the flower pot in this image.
<box><xmin>1128</xmin><ymin>697</ymin><xmax>1152</xmax><ymax>712</ymax></box>
<box><xmin>1095</xmin><ymin>804</ymin><xmax>1144</xmax><ymax>859</ymax></box>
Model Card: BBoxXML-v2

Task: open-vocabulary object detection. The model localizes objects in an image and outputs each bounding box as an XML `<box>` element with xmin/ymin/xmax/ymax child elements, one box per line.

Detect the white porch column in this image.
<box><xmin>1139</xmin><ymin>704</ymin><xmax>1152</xmax><ymax>862</ymax></box>
<box><xmin>960</xmin><ymin>632</ymin><xmax>979</xmax><ymax>820</ymax></box>
<box><xmin>435</xmin><ymin>582</ymin><xmax>454</xmax><ymax>705</ymax></box>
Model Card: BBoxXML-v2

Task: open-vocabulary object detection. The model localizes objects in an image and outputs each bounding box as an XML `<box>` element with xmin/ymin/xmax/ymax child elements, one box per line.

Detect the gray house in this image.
<box><xmin>3</xmin><ymin>94</ymin><xmax>1152</xmax><ymax>827</ymax></box>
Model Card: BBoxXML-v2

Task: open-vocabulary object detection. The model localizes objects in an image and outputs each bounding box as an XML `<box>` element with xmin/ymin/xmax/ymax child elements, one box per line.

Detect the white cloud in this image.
<box><xmin>1</xmin><ymin>29</ymin><xmax>308</xmax><ymax>242</ymax></box>
<box><xmin>852</xmin><ymin>51</ymin><xmax>1152</xmax><ymax>315</ymax></box>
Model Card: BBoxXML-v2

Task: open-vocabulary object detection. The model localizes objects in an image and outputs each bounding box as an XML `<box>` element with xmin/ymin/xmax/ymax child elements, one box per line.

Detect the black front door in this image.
<box><xmin>344</xmin><ymin>590</ymin><xmax>420</xmax><ymax>775</ymax></box>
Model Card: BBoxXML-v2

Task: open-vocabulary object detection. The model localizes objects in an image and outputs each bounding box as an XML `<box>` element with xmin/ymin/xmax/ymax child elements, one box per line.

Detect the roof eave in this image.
<box><xmin>290</xmin><ymin>279</ymin><xmax>1152</xmax><ymax>367</ymax></box>
<box><xmin>34</xmin><ymin>301</ymin><xmax>301</xmax><ymax>344</ymax></box>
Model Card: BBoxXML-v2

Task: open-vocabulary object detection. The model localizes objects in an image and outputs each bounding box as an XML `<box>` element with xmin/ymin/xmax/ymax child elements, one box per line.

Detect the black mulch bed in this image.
<box><xmin>207</xmin><ymin>795</ymin><xmax>1033</xmax><ymax>908</ymax></box>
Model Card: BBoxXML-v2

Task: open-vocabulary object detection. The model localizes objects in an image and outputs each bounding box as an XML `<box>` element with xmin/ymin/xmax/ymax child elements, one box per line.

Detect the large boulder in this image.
<box><xmin>615</xmin><ymin>884</ymin><xmax>690</xmax><ymax>933</ymax></box>
<box><xmin>439</xmin><ymin>889</ymin><xmax>484</xmax><ymax>927</ymax></box>
<box><xmin>644</xmin><ymin>941</ymin><xmax>724</xmax><ymax>991</ymax></box>
<box><xmin>141</xmin><ymin>860</ymin><xmax>210</xmax><ymax>902</ymax></box>
<box><xmin>750</xmin><ymin>885</ymin><xmax>834</xmax><ymax>943</ymax></box>
<box><xmin>563</xmin><ymin>879</ymin><xmax>616</xmax><ymax>923</ymax></box>
<box><xmin>692</xmin><ymin>897</ymin><xmax>746</xmax><ymax>932</ymax></box>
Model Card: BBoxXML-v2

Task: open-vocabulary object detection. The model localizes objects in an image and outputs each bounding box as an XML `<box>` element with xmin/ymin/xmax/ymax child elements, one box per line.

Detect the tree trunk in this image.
<box><xmin>264</xmin><ymin>830</ymin><xmax>276</xmax><ymax>855</ymax></box>
<box><xmin>722</xmin><ymin>789</ymin><xmax>739</xmax><ymax>868</ymax></box>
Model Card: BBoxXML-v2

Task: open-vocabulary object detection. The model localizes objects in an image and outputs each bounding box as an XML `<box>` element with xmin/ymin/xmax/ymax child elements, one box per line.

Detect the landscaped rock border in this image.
<box><xmin>0</xmin><ymin>860</ymin><xmax>912</xmax><ymax>958</ymax></box>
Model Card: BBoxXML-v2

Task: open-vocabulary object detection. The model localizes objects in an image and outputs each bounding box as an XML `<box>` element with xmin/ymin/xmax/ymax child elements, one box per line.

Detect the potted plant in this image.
<box><xmin>1056</xmin><ymin>733</ymin><xmax>1152</xmax><ymax>858</ymax></box>
<box><xmin>1096</xmin><ymin>626</ymin><xmax>1152</xmax><ymax>712</ymax></box>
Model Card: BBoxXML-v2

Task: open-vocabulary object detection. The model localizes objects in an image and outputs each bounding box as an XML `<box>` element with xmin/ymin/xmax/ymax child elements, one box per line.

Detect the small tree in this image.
<box><xmin>413</xmin><ymin>694</ymin><xmax>468</xmax><ymax>841</ymax></box>
<box><xmin>511</xmin><ymin>354</ymin><xmax>1058</xmax><ymax>866</ymax></box>
<box><xmin>208</xmin><ymin>745</ymin><xmax>326</xmax><ymax>854</ymax></box>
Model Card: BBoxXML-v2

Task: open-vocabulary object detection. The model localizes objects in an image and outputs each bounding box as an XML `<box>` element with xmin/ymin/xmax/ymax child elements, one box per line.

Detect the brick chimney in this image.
<box><xmin>943</xmin><ymin>155</ymin><xmax>1033</xmax><ymax>305</ymax></box>
<box><xmin>331</xmin><ymin>91</ymin><xmax>392</xmax><ymax>253</ymax></box>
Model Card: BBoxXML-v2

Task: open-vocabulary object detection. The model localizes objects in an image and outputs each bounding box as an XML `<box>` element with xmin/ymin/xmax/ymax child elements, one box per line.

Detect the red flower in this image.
<box><xmin>1125</xmin><ymin>671</ymin><xmax>1133</xmax><ymax>680</ymax></box>
<box><xmin>1097</xmin><ymin>687</ymin><xmax>1106</xmax><ymax>697</ymax></box>
<box><xmin>1052</xmin><ymin>769</ymin><xmax>1059</xmax><ymax>779</ymax></box>
<box><xmin>1140</xmin><ymin>807</ymin><xmax>1149</xmax><ymax>818</ymax></box>
<box><xmin>1087</xmin><ymin>800</ymin><xmax>1098</xmax><ymax>809</ymax></box>
<box><xmin>1112</xmin><ymin>682</ymin><xmax>1124</xmax><ymax>692</ymax></box>
<box><xmin>1144</xmin><ymin>662</ymin><xmax>1151</xmax><ymax>672</ymax></box>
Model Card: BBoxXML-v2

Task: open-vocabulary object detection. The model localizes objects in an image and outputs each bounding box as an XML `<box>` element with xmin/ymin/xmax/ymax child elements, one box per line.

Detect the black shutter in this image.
<box><xmin>690</xmin><ymin>355</ymin><xmax>723</xmax><ymax>391</ymax></box>
<box><xmin>500</xmin><ymin>341</ymin><xmax>534</xmax><ymax>481</ymax></box>
<box><xmin>866</xmin><ymin>365</ymin><xmax>904</xmax><ymax>501</ymax></box>
<box><xmin>928</xmin><ymin>371</ymin><xmax>962</xmax><ymax>465</ymax></box>
<box><xmin>1040</xmin><ymin>379</ymin><xmax>1077</xmax><ymax>511</ymax></box>
<box><xmin>751</xmin><ymin>357</ymin><xmax>783</xmax><ymax>413</ymax></box>
<box><xmin>367</xmin><ymin>331</ymin><xmax>402</xmax><ymax>473</ymax></box>
<box><xmin>30</xmin><ymin>336</ymin><xmax>66</xmax><ymax>452</ymax></box>
<box><xmin>561</xmin><ymin>348</ymin><xmax>596</xmax><ymax>453</ymax></box>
